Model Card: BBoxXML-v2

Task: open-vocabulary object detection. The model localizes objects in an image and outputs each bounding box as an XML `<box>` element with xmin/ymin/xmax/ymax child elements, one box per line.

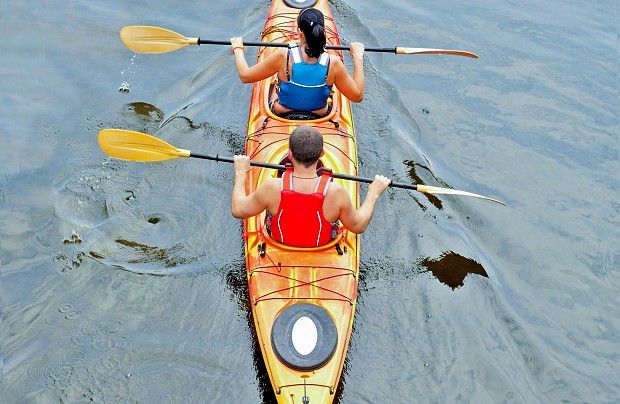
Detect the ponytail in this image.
<box><xmin>305</xmin><ymin>24</ymin><xmax>326</xmax><ymax>58</ymax></box>
<box><xmin>297</xmin><ymin>8</ymin><xmax>326</xmax><ymax>59</ymax></box>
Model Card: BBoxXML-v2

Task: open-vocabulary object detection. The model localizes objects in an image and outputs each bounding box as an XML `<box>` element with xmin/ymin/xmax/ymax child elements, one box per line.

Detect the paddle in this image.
<box><xmin>120</xmin><ymin>26</ymin><xmax>479</xmax><ymax>58</ymax></box>
<box><xmin>98</xmin><ymin>129</ymin><xmax>505</xmax><ymax>205</ymax></box>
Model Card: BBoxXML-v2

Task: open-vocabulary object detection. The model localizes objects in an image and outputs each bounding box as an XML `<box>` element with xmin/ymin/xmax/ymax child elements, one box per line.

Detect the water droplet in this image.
<box><xmin>118</xmin><ymin>82</ymin><xmax>131</xmax><ymax>93</ymax></box>
<box><xmin>63</xmin><ymin>231</ymin><xmax>82</xmax><ymax>244</ymax></box>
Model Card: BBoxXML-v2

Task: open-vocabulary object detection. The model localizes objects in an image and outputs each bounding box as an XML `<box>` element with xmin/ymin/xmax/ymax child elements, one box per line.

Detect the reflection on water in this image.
<box><xmin>224</xmin><ymin>259</ymin><xmax>276</xmax><ymax>404</ymax></box>
<box><xmin>113</xmin><ymin>238</ymin><xmax>193</xmax><ymax>268</ymax></box>
<box><xmin>419</xmin><ymin>251</ymin><xmax>488</xmax><ymax>289</ymax></box>
<box><xmin>125</xmin><ymin>102</ymin><xmax>164</xmax><ymax>122</ymax></box>
<box><xmin>403</xmin><ymin>159</ymin><xmax>442</xmax><ymax>210</ymax></box>
<box><xmin>121</xmin><ymin>101</ymin><xmax>165</xmax><ymax>135</ymax></box>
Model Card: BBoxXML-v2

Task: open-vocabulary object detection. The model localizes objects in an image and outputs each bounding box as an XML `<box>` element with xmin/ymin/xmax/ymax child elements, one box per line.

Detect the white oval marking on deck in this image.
<box><xmin>292</xmin><ymin>316</ymin><xmax>318</xmax><ymax>355</ymax></box>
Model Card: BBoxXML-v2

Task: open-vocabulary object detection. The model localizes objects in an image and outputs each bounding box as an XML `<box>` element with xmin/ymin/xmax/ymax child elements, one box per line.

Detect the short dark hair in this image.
<box><xmin>289</xmin><ymin>126</ymin><xmax>323</xmax><ymax>167</ymax></box>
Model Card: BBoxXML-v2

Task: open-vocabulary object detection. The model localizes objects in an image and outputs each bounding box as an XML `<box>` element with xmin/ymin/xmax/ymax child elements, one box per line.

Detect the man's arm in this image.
<box><xmin>231</xmin><ymin>155</ymin><xmax>271</xmax><ymax>218</ymax></box>
<box><xmin>337</xmin><ymin>175</ymin><xmax>390</xmax><ymax>233</ymax></box>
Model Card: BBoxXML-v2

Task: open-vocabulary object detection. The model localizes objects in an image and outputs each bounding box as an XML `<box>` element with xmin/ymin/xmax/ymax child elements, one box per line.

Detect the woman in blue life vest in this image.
<box><xmin>230</xmin><ymin>7</ymin><xmax>365</xmax><ymax>116</ymax></box>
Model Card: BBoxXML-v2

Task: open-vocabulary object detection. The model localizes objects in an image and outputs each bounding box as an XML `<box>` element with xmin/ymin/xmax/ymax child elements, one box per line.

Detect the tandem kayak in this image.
<box><xmin>243</xmin><ymin>0</ymin><xmax>360</xmax><ymax>402</ymax></box>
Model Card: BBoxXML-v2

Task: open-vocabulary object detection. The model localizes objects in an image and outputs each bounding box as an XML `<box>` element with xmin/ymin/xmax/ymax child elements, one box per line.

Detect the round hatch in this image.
<box><xmin>271</xmin><ymin>303</ymin><xmax>337</xmax><ymax>371</ymax></box>
<box><xmin>283</xmin><ymin>0</ymin><xmax>319</xmax><ymax>9</ymax></box>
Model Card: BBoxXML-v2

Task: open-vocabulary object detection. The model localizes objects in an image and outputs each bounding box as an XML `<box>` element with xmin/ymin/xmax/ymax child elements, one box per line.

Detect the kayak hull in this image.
<box><xmin>244</xmin><ymin>1</ymin><xmax>359</xmax><ymax>402</ymax></box>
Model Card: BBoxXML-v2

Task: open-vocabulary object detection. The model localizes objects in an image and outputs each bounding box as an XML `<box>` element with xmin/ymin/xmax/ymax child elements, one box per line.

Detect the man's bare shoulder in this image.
<box><xmin>326</xmin><ymin>181</ymin><xmax>349</xmax><ymax>202</ymax></box>
<box><xmin>257</xmin><ymin>177</ymin><xmax>282</xmax><ymax>193</ymax></box>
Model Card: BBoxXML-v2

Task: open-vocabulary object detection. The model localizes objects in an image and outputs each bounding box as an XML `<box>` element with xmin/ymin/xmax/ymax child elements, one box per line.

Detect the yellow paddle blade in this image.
<box><xmin>416</xmin><ymin>184</ymin><xmax>506</xmax><ymax>206</ymax></box>
<box><xmin>98</xmin><ymin>129</ymin><xmax>190</xmax><ymax>162</ymax></box>
<box><xmin>120</xmin><ymin>26</ymin><xmax>199</xmax><ymax>53</ymax></box>
<box><xmin>396</xmin><ymin>47</ymin><xmax>479</xmax><ymax>58</ymax></box>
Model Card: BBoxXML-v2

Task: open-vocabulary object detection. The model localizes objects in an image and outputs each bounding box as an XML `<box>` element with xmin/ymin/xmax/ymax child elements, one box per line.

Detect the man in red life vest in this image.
<box><xmin>231</xmin><ymin>126</ymin><xmax>391</xmax><ymax>247</ymax></box>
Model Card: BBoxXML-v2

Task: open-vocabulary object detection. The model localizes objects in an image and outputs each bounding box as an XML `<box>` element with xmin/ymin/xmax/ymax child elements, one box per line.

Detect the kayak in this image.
<box><xmin>243</xmin><ymin>0</ymin><xmax>360</xmax><ymax>402</ymax></box>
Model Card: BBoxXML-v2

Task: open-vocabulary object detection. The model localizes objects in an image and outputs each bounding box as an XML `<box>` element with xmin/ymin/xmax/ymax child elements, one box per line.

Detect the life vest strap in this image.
<box><xmin>286</xmin><ymin>45</ymin><xmax>330</xmax><ymax>82</ymax></box>
<box><xmin>282</xmin><ymin>164</ymin><xmax>294</xmax><ymax>190</ymax></box>
<box><xmin>314</xmin><ymin>168</ymin><xmax>333</xmax><ymax>196</ymax></box>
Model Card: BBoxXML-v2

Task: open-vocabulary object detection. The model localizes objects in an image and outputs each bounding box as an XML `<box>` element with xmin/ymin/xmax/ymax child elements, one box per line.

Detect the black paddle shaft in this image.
<box><xmin>198</xmin><ymin>39</ymin><xmax>397</xmax><ymax>53</ymax></box>
<box><xmin>190</xmin><ymin>152</ymin><xmax>417</xmax><ymax>190</ymax></box>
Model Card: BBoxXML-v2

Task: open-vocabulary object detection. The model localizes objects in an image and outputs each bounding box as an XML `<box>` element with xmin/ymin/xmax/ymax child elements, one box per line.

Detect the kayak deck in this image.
<box><xmin>243</xmin><ymin>1</ymin><xmax>360</xmax><ymax>402</ymax></box>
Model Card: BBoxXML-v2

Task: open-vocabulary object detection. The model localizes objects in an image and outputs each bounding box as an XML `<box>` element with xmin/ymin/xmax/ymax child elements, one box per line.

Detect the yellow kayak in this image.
<box><xmin>243</xmin><ymin>0</ymin><xmax>360</xmax><ymax>402</ymax></box>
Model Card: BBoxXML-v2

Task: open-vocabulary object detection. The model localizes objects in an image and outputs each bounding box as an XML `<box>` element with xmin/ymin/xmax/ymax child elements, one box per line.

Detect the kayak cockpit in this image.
<box><xmin>265</xmin><ymin>82</ymin><xmax>338</xmax><ymax>122</ymax></box>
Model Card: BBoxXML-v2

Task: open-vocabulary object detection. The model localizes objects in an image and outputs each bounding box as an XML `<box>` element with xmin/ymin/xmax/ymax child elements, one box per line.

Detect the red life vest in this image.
<box><xmin>272</xmin><ymin>165</ymin><xmax>334</xmax><ymax>247</ymax></box>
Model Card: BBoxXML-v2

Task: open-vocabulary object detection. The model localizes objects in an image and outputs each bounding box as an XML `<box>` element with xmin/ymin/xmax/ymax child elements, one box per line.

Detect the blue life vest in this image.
<box><xmin>278</xmin><ymin>45</ymin><xmax>331</xmax><ymax>111</ymax></box>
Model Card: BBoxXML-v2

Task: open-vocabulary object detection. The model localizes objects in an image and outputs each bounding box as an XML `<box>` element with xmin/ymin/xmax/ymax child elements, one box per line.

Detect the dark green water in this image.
<box><xmin>1</xmin><ymin>0</ymin><xmax>618</xmax><ymax>402</ymax></box>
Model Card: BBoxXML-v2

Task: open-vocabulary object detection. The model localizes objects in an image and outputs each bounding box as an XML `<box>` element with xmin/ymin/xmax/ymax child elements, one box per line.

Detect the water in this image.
<box><xmin>1</xmin><ymin>0</ymin><xmax>618</xmax><ymax>402</ymax></box>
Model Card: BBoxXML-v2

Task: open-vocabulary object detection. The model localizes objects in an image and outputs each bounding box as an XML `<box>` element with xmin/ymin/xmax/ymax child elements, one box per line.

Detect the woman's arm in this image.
<box><xmin>332</xmin><ymin>42</ymin><xmax>365</xmax><ymax>102</ymax></box>
<box><xmin>231</xmin><ymin>37</ymin><xmax>284</xmax><ymax>83</ymax></box>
